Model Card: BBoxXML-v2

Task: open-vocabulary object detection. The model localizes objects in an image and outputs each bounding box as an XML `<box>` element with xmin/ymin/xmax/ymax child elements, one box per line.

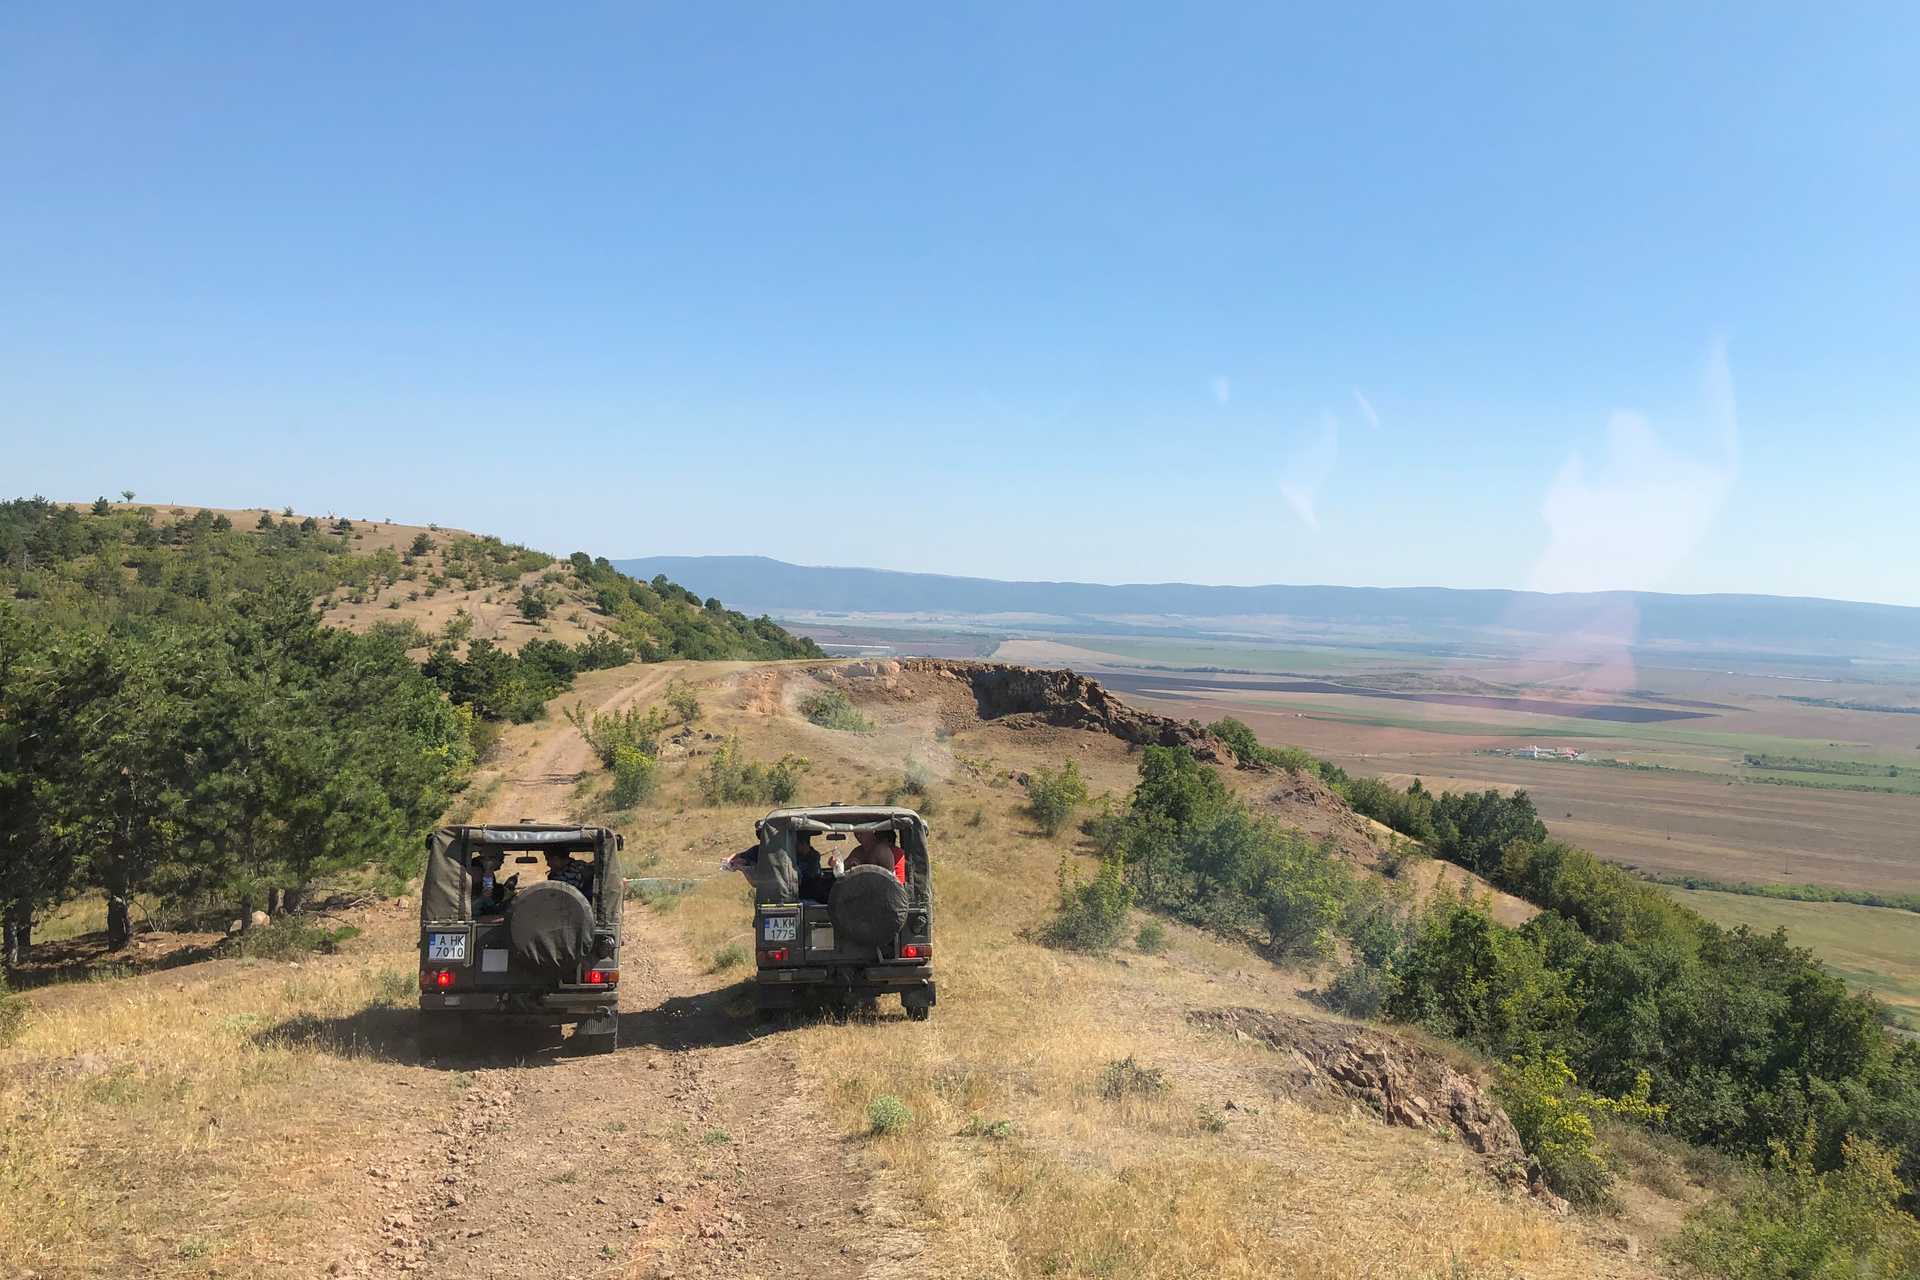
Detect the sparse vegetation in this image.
<box><xmin>228</xmin><ymin>918</ymin><xmax>363</xmax><ymax>960</ymax></box>
<box><xmin>866</xmin><ymin>1094</ymin><xmax>913</xmax><ymax>1136</ymax></box>
<box><xmin>886</xmin><ymin>757</ymin><xmax>939</xmax><ymax>815</ymax></box>
<box><xmin>1134</xmin><ymin>921</ymin><xmax>1168</xmax><ymax>954</ymax></box>
<box><xmin>1098</xmin><ymin>1056</ymin><xmax>1169</xmax><ymax>1100</ymax></box>
<box><xmin>664</xmin><ymin>677</ymin><xmax>701</xmax><ymax>724</ymax></box>
<box><xmin>799</xmin><ymin>688</ymin><xmax>871</xmax><ymax>732</ymax></box>
<box><xmin>567</xmin><ymin>701</ymin><xmax>672</xmax><ymax>767</ymax></box>
<box><xmin>1024</xmin><ymin>759</ymin><xmax>1089</xmax><ymax>835</ymax></box>
<box><xmin>1039</xmin><ymin>854</ymin><xmax>1134</xmax><ymax>953</ymax></box>
<box><xmin>710</xmin><ymin>941</ymin><xmax>749</xmax><ymax>972</ymax></box>
<box><xmin>697</xmin><ymin>736</ymin><xmax>811</xmax><ymax>806</ymax></box>
<box><xmin>608</xmin><ymin>744</ymin><xmax>659</xmax><ymax>807</ymax></box>
<box><xmin>0</xmin><ymin>972</ymin><xmax>24</xmax><ymax>1047</ymax></box>
<box><xmin>1207</xmin><ymin>716</ymin><xmax>1349</xmax><ymax>785</ymax></box>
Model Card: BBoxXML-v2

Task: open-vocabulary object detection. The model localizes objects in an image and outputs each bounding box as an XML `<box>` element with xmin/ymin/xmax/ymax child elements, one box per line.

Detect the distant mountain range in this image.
<box><xmin>613</xmin><ymin>555</ymin><xmax>1920</xmax><ymax>661</ymax></box>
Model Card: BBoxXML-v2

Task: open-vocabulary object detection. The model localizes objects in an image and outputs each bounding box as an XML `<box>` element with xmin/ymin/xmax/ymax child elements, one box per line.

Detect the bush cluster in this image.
<box><xmin>1039</xmin><ymin>854</ymin><xmax>1133</xmax><ymax>953</ymax></box>
<box><xmin>1098</xmin><ymin>747</ymin><xmax>1357</xmax><ymax>960</ymax></box>
<box><xmin>1681</xmin><ymin>1134</ymin><xmax>1920</xmax><ymax>1279</ymax></box>
<box><xmin>798</xmin><ymin>688</ymin><xmax>871</xmax><ymax>732</ymax></box>
<box><xmin>1496</xmin><ymin>1053</ymin><xmax>1666</xmax><ymax>1206</ymax></box>
<box><xmin>698</xmin><ymin>736</ymin><xmax>810</xmax><ymax>806</ymax></box>
<box><xmin>1024</xmin><ymin>759</ymin><xmax>1089</xmax><ymax>836</ymax></box>
<box><xmin>1207</xmin><ymin>717</ymin><xmax>1348</xmax><ymax>786</ymax></box>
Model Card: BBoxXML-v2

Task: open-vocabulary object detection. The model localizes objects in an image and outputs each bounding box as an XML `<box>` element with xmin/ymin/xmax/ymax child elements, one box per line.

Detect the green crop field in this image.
<box><xmin>1662</xmin><ymin>888</ymin><xmax>1920</xmax><ymax>1032</ymax></box>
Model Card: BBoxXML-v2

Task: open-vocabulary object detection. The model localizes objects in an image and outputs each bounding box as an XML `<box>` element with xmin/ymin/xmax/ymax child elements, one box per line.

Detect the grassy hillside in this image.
<box><xmin>0</xmin><ymin>495</ymin><xmax>818</xmax><ymax>963</ymax></box>
<box><xmin>0</xmin><ymin>497</ymin><xmax>821</xmax><ymax>664</ymax></box>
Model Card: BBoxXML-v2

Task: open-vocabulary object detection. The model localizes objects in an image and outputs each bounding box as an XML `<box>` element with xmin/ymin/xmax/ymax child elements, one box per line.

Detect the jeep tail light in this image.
<box><xmin>583</xmin><ymin>969</ymin><xmax>618</xmax><ymax>985</ymax></box>
<box><xmin>758</xmin><ymin>948</ymin><xmax>789</xmax><ymax>964</ymax></box>
<box><xmin>901</xmin><ymin>944</ymin><xmax>926</xmax><ymax>959</ymax></box>
<box><xmin>422</xmin><ymin>969</ymin><xmax>454</xmax><ymax>989</ymax></box>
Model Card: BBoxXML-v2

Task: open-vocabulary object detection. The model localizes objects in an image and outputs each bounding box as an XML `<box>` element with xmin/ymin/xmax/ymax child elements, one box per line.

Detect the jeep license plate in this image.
<box><xmin>427</xmin><ymin>932</ymin><xmax>467</xmax><ymax>962</ymax></box>
<box><xmin>762</xmin><ymin>916</ymin><xmax>797</xmax><ymax>943</ymax></box>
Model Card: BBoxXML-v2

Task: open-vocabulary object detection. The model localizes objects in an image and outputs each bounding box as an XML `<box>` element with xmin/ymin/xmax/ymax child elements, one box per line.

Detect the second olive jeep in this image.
<box><xmin>417</xmin><ymin>822</ymin><xmax>624</xmax><ymax>1055</ymax></box>
<box><xmin>743</xmin><ymin>806</ymin><xmax>935</xmax><ymax>1020</ymax></box>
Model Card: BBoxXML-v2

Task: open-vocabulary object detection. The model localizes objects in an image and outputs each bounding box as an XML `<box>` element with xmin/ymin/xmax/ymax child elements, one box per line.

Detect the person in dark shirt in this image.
<box><xmin>543</xmin><ymin>848</ymin><xmax>595</xmax><ymax>899</ymax></box>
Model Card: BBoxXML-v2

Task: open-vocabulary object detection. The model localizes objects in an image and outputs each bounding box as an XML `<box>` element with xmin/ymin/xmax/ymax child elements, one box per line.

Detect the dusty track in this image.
<box><xmin>351</xmin><ymin>667</ymin><xmax>913</xmax><ymax>1280</ymax></box>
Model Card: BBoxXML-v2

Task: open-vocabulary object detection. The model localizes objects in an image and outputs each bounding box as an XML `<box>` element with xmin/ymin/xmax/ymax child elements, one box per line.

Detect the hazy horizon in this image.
<box><xmin>6</xmin><ymin>8</ymin><xmax>1917</xmax><ymax>605</ymax></box>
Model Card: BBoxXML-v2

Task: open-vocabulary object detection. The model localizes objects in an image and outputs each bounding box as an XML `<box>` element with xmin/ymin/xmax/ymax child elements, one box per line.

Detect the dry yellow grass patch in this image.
<box><xmin>1</xmin><ymin>933</ymin><xmax>428</xmax><ymax>1279</ymax></box>
<box><xmin>628</xmin><ymin>684</ymin><xmax>1654</xmax><ymax>1279</ymax></box>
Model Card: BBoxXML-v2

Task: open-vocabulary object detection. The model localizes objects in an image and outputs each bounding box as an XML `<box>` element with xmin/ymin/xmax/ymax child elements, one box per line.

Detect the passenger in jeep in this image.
<box><xmin>794</xmin><ymin>833</ymin><xmax>836</xmax><ymax>903</ymax></box>
<box><xmin>543</xmin><ymin>847</ymin><xmax>595</xmax><ymax>897</ymax></box>
<box><xmin>846</xmin><ymin>828</ymin><xmax>908</xmax><ymax>885</ymax></box>
<box><xmin>469</xmin><ymin>854</ymin><xmax>512</xmax><ymax>915</ymax></box>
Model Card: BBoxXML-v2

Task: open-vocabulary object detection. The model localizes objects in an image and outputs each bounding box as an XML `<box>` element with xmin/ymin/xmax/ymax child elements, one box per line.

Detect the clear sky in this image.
<box><xmin>4</xmin><ymin>5</ymin><xmax>1917</xmax><ymax>604</ymax></box>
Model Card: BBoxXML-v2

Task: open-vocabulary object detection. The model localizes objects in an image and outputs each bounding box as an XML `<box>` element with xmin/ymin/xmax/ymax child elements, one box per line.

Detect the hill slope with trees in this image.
<box><xmin>0</xmin><ymin>496</ymin><xmax>818</xmax><ymax>962</ymax></box>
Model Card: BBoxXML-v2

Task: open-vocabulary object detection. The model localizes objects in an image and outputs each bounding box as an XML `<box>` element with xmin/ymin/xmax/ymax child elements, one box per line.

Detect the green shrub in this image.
<box><xmin>799</xmin><ymin>689</ymin><xmax>871</xmax><ymax>732</ymax></box>
<box><xmin>566</xmin><ymin>702</ymin><xmax>672</xmax><ymax>768</ymax></box>
<box><xmin>767</xmin><ymin>755</ymin><xmax>809</xmax><ymax>805</ymax></box>
<box><xmin>960</xmin><ymin>1115</ymin><xmax>1015</xmax><ymax>1140</ymax></box>
<box><xmin>1098</xmin><ymin>1056</ymin><xmax>1169</xmax><ymax>1100</ymax></box>
<box><xmin>699</xmin><ymin>735</ymin><xmax>811</xmax><ymax>806</ymax></box>
<box><xmin>1025</xmin><ymin>759</ymin><xmax>1089</xmax><ymax>836</ymax></box>
<box><xmin>608</xmin><ymin>744</ymin><xmax>658</xmax><ymax>807</ymax></box>
<box><xmin>1318</xmin><ymin>955</ymin><xmax>1399</xmax><ymax>1018</ymax></box>
<box><xmin>1680</xmin><ymin>1135</ymin><xmax>1920</xmax><ymax>1280</ymax></box>
<box><xmin>1135</xmin><ymin>921</ymin><xmax>1168</xmax><ymax>954</ymax></box>
<box><xmin>709</xmin><ymin>942</ymin><xmax>749</xmax><ymax>972</ymax></box>
<box><xmin>1039</xmin><ymin>854</ymin><xmax>1133</xmax><ymax>953</ymax></box>
<box><xmin>664</xmin><ymin>678</ymin><xmax>701</xmax><ymax>725</ymax></box>
<box><xmin>229</xmin><ymin>918</ymin><xmax>361</xmax><ymax>960</ymax></box>
<box><xmin>1496</xmin><ymin>1053</ymin><xmax>1665</xmax><ymax>1208</ymax></box>
<box><xmin>867</xmin><ymin>1094</ymin><xmax>913</xmax><ymax>1136</ymax></box>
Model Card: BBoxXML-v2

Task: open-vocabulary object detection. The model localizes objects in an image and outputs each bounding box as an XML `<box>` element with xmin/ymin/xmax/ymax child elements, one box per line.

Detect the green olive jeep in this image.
<box><xmin>740</xmin><ymin>806</ymin><xmax>935</xmax><ymax>1021</ymax></box>
<box><xmin>417</xmin><ymin>822</ymin><xmax>625</xmax><ymax>1056</ymax></box>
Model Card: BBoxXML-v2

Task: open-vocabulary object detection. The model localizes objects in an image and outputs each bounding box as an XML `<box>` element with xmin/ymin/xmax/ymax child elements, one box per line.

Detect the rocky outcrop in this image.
<box><xmin>893</xmin><ymin>660</ymin><xmax>1235</xmax><ymax>762</ymax></box>
<box><xmin>1189</xmin><ymin>1006</ymin><xmax>1566</xmax><ymax>1211</ymax></box>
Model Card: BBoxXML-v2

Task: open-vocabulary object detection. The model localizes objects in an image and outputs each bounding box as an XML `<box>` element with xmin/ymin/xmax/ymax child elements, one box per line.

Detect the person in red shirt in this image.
<box><xmin>843</xmin><ymin>828</ymin><xmax>908</xmax><ymax>885</ymax></box>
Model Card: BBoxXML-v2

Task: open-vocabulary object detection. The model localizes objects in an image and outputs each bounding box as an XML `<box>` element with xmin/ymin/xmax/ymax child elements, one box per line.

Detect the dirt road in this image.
<box><xmin>349</xmin><ymin>668</ymin><xmax>917</xmax><ymax>1280</ymax></box>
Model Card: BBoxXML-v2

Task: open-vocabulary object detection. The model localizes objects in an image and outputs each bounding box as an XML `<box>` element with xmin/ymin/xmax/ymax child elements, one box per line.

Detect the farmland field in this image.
<box><xmin>1007</xmin><ymin>637</ymin><xmax>1920</xmax><ymax>890</ymax></box>
<box><xmin>990</xmin><ymin>635</ymin><xmax>1920</xmax><ymax>989</ymax></box>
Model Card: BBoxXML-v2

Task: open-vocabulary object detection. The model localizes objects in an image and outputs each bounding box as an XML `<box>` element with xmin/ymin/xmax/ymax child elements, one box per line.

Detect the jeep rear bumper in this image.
<box><xmin>419</xmin><ymin>990</ymin><xmax>615</xmax><ymax>1023</ymax></box>
<box><xmin>754</xmin><ymin>965</ymin><xmax>935</xmax><ymax>1008</ymax></box>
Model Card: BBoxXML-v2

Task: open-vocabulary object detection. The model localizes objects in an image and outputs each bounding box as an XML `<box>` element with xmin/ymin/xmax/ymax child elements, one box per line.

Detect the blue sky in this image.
<box><xmin>4</xmin><ymin>5</ymin><xmax>1917</xmax><ymax>604</ymax></box>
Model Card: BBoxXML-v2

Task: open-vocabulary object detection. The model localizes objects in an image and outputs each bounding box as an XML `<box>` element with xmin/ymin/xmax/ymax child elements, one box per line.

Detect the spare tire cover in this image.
<box><xmin>829</xmin><ymin>865</ymin><xmax>909</xmax><ymax>948</ymax></box>
<box><xmin>507</xmin><ymin>880</ymin><xmax>595</xmax><ymax>971</ymax></box>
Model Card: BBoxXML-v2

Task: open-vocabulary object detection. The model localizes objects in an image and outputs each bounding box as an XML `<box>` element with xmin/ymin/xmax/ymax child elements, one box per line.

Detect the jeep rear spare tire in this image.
<box><xmin>508</xmin><ymin>880</ymin><xmax>594</xmax><ymax>971</ymax></box>
<box><xmin>829</xmin><ymin>864</ymin><xmax>909</xmax><ymax>948</ymax></box>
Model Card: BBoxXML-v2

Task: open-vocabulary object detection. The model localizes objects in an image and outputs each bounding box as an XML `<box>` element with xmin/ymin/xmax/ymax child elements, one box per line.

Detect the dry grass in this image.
<box><xmin>626</xmin><ymin>671</ymin><xmax>1659</xmax><ymax>1278</ymax></box>
<box><xmin>0</xmin><ymin>914</ymin><xmax>428</xmax><ymax>1279</ymax></box>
